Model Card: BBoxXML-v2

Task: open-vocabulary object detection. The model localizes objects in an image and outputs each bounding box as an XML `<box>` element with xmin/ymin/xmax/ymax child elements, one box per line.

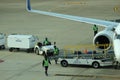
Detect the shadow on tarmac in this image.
<box><xmin>68</xmin><ymin>64</ymin><xmax>120</xmax><ymax>70</ymax></box>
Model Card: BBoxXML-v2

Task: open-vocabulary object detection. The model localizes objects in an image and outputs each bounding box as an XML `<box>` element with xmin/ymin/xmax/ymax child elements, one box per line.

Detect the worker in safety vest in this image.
<box><xmin>42</xmin><ymin>54</ymin><xmax>51</xmax><ymax>76</ymax></box>
<box><xmin>54</xmin><ymin>46</ymin><xmax>59</xmax><ymax>55</ymax></box>
<box><xmin>53</xmin><ymin>46</ymin><xmax>59</xmax><ymax>64</ymax></box>
<box><xmin>93</xmin><ymin>24</ymin><xmax>98</xmax><ymax>36</ymax></box>
<box><xmin>83</xmin><ymin>49</ymin><xmax>88</xmax><ymax>54</ymax></box>
<box><xmin>43</xmin><ymin>37</ymin><xmax>51</xmax><ymax>46</ymax></box>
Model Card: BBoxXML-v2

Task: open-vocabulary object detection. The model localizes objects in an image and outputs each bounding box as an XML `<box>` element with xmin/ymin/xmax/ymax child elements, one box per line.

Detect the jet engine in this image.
<box><xmin>93</xmin><ymin>29</ymin><xmax>114</xmax><ymax>50</ymax></box>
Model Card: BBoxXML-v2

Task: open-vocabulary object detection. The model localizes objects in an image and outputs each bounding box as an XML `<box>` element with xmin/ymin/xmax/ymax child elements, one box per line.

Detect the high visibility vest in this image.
<box><xmin>44</xmin><ymin>40</ymin><xmax>49</xmax><ymax>45</ymax></box>
<box><xmin>44</xmin><ymin>59</ymin><xmax>49</xmax><ymax>66</ymax></box>
<box><xmin>54</xmin><ymin>48</ymin><xmax>59</xmax><ymax>55</ymax></box>
<box><xmin>93</xmin><ymin>26</ymin><xmax>98</xmax><ymax>31</ymax></box>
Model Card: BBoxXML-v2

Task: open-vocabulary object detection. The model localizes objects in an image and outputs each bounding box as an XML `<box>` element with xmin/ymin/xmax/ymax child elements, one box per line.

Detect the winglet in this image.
<box><xmin>26</xmin><ymin>0</ymin><xmax>31</xmax><ymax>11</ymax></box>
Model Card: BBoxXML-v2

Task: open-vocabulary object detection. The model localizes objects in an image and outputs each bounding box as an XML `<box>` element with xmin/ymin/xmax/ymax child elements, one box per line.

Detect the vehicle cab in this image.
<box><xmin>34</xmin><ymin>42</ymin><xmax>54</xmax><ymax>56</ymax></box>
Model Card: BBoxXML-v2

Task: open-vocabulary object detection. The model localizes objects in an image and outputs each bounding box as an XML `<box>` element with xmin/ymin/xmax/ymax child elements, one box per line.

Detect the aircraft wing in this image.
<box><xmin>26</xmin><ymin>0</ymin><xmax>119</xmax><ymax>28</ymax></box>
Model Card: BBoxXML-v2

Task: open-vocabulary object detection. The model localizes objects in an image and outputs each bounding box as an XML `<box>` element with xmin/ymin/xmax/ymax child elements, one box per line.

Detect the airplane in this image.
<box><xmin>26</xmin><ymin>0</ymin><xmax>120</xmax><ymax>68</ymax></box>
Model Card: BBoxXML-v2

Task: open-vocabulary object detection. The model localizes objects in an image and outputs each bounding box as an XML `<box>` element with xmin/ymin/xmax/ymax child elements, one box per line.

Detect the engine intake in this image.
<box><xmin>93</xmin><ymin>30</ymin><xmax>114</xmax><ymax>50</ymax></box>
<box><xmin>95</xmin><ymin>35</ymin><xmax>110</xmax><ymax>49</ymax></box>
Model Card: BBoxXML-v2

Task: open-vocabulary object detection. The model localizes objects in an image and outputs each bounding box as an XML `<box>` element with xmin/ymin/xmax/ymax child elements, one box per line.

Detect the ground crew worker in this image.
<box><xmin>54</xmin><ymin>41</ymin><xmax>56</xmax><ymax>46</ymax></box>
<box><xmin>93</xmin><ymin>24</ymin><xmax>98</xmax><ymax>36</ymax></box>
<box><xmin>83</xmin><ymin>49</ymin><xmax>88</xmax><ymax>54</ymax></box>
<box><xmin>42</xmin><ymin>54</ymin><xmax>51</xmax><ymax>76</ymax></box>
<box><xmin>53</xmin><ymin>46</ymin><xmax>59</xmax><ymax>64</ymax></box>
<box><xmin>112</xmin><ymin>28</ymin><xmax>117</xmax><ymax>36</ymax></box>
<box><xmin>43</xmin><ymin>37</ymin><xmax>50</xmax><ymax>46</ymax></box>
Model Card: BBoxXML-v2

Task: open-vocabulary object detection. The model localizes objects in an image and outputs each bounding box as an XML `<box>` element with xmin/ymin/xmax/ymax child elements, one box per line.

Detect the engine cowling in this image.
<box><xmin>93</xmin><ymin>29</ymin><xmax>114</xmax><ymax>50</ymax></box>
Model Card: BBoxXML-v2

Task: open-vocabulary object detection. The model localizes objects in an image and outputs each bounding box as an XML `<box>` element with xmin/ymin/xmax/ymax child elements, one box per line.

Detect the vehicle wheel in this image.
<box><xmin>92</xmin><ymin>62</ymin><xmax>100</xmax><ymax>68</ymax></box>
<box><xmin>16</xmin><ymin>48</ymin><xmax>20</xmax><ymax>51</ymax></box>
<box><xmin>9</xmin><ymin>48</ymin><xmax>13</xmax><ymax>52</ymax></box>
<box><xmin>27</xmin><ymin>49</ymin><xmax>30</xmax><ymax>53</ymax></box>
<box><xmin>61</xmin><ymin>60</ymin><xmax>68</xmax><ymax>67</ymax></box>
<box><xmin>28</xmin><ymin>48</ymin><xmax>34</xmax><ymax>53</ymax></box>
<box><xmin>0</xmin><ymin>46</ymin><xmax>1</xmax><ymax>50</ymax></box>
<box><xmin>31</xmin><ymin>48</ymin><xmax>34</xmax><ymax>52</ymax></box>
<box><xmin>35</xmin><ymin>48</ymin><xmax>39</xmax><ymax>55</ymax></box>
<box><xmin>2</xmin><ymin>45</ymin><xmax>5</xmax><ymax>49</ymax></box>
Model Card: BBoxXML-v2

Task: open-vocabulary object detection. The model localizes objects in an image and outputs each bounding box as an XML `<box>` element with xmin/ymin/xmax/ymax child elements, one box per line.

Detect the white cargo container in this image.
<box><xmin>7</xmin><ymin>34</ymin><xmax>37</xmax><ymax>52</ymax></box>
<box><xmin>0</xmin><ymin>33</ymin><xmax>6</xmax><ymax>49</ymax></box>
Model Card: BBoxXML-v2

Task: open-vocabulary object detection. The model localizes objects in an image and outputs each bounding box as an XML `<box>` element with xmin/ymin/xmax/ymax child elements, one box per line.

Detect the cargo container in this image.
<box><xmin>0</xmin><ymin>33</ymin><xmax>6</xmax><ymax>49</ymax></box>
<box><xmin>7</xmin><ymin>34</ymin><xmax>37</xmax><ymax>52</ymax></box>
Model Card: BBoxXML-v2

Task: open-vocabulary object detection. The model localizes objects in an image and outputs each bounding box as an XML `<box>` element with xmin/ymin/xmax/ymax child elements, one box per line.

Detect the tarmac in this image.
<box><xmin>0</xmin><ymin>51</ymin><xmax>120</xmax><ymax>80</ymax></box>
<box><xmin>0</xmin><ymin>0</ymin><xmax>120</xmax><ymax>80</ymax></box>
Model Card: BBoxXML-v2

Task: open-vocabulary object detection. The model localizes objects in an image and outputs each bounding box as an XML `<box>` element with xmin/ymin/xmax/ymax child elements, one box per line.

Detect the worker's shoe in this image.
<box><xmin>45</xmin><ymin>72</ymin><xmax>48</xmax><ymax>76</ymax></box>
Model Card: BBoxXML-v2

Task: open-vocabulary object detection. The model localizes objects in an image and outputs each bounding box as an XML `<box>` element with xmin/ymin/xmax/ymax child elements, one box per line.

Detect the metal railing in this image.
<box><xmin>63</xmin><ymin>44</ymin><xmax>114</xmax><ymax>59</ymax></box>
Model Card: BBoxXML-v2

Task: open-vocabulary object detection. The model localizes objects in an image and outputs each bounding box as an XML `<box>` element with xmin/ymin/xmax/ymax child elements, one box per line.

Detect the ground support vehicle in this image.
<box><xmin>59</xmin><ymin>55</ymin><xmax>113</xmax><ymax>68</ymax></box>
<box><xmin>34</xmin><ymin>43</ymin><xmax>54</xmax><ymax>56</ymax></box>
<box><xmin>0</xmin><ymin>33</ymin><xmax>5</xmax><ymax>50</ymax></box>
<box><xmin>7</xmin><ymin>34</ymin><xmax>37</xmax><ymax>53</ymax></box>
